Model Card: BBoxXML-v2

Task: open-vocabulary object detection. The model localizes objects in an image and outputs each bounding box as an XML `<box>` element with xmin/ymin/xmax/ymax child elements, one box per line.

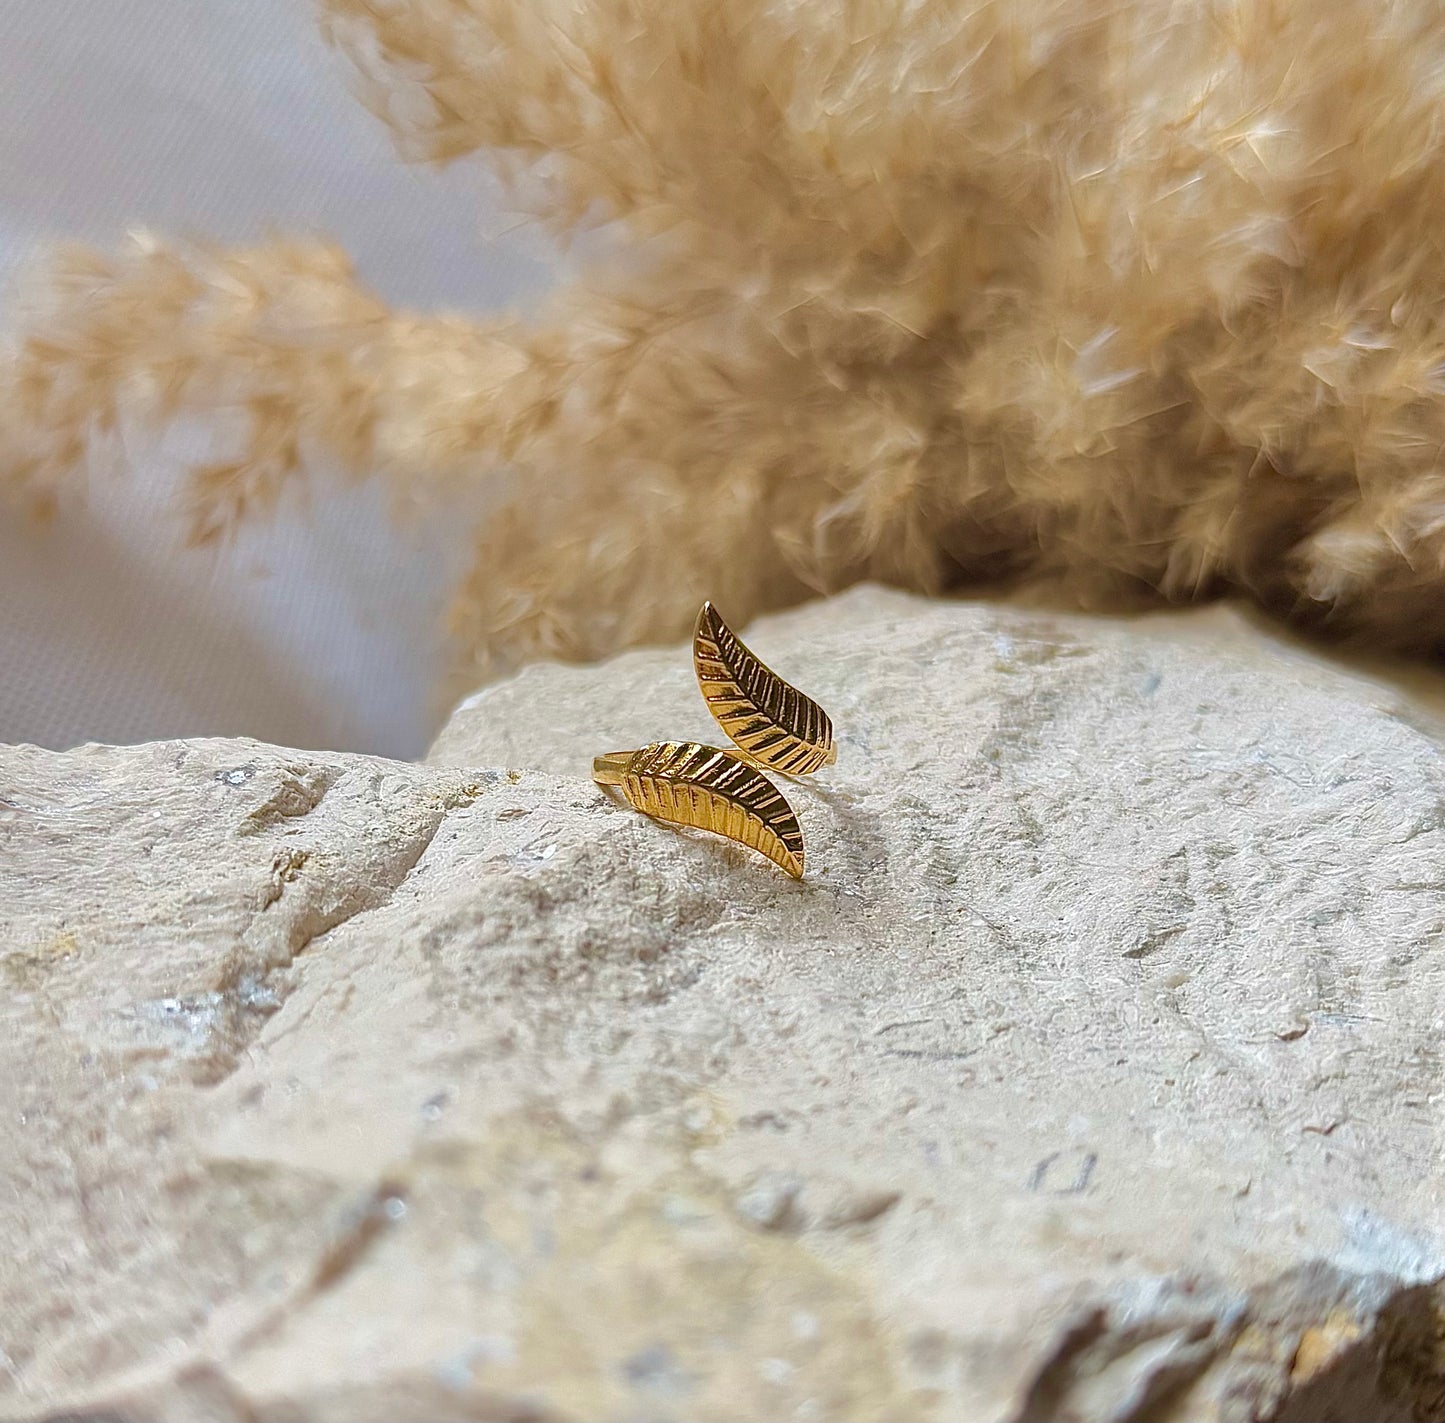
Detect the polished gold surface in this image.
<box><xmin>592</xmin><ymin>740</ymin><xmax>805</xmax><ymax>879</ymax></box>
<box><xmin>694</xmin><ymin>601</ymin><xmax>837</xmax><ymax>775</ymax></box>
<box><xmin>590</xmin><ymin>751</ymin><xmax>633</xmax><ymax>786</ymax></box>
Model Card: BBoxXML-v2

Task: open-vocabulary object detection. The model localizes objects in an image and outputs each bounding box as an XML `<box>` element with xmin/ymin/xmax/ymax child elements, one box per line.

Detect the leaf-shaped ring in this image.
<box><xmin>593</xmin><ymin>740</ymin><xmax>805</xmax><ymax>879</ymax></box>
<box><xmin>694</xmin><ymin>602</ymin><xmax>836</xmax><ymax>774</ymax></box>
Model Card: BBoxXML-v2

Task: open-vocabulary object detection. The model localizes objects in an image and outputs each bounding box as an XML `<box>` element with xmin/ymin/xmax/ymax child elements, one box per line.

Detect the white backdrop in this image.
<box><xmin>0</xmin><ymin>0</ymin><xmax>557</xmax><ymax>757</ymax></box>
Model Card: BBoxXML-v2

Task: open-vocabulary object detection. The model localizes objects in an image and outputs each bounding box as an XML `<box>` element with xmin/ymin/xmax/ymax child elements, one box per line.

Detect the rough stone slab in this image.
<box><xmin>4</xmin><ymin>588</ymin><xmax>1445</xmax><ymax>1421</ymax></box>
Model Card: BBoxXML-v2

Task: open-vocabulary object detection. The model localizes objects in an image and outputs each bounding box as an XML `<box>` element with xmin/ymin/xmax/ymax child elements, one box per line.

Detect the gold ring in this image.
<box><xmin>594</xmin><ymin>602</ymin><xmax>836</xmax><ymax>879</ymax></box>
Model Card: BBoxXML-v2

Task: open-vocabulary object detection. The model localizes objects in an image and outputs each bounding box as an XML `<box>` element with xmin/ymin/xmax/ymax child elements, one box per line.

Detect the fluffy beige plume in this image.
<box><xmin>8</xmin><ymin>0</ymin><xmax>1445</xmax><ymax>683</ymax></box>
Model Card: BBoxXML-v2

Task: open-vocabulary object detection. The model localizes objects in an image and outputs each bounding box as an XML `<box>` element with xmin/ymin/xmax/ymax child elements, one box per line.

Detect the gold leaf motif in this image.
<box><xmin>693</xmin><ymin>601</ymin><xmax>836</xmax><ymax>775</ymax></box>
<box><xmin>594</xmin><ymin>741</ymin><xmax>805</xmax><ymax>878</ymax></box>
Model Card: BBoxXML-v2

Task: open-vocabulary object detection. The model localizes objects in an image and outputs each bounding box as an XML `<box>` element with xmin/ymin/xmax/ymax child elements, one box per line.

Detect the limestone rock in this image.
<box><xmin>4</xmin><ymin>587</ymin><xmax>1445</xmax><ymax>1421</ymax></box>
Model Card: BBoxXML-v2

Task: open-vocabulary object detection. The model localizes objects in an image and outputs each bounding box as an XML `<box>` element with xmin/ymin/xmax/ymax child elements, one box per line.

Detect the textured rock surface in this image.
<box><xmin>4</xmin><ymin>587</ymin><xmax>1445</xmax><ymax>1421</ymax></box>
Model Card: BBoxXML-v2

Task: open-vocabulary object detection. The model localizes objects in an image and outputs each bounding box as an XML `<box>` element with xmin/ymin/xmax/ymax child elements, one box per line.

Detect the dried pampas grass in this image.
<box><xmin>8</xmin><ymin>0</ymin><xmax>1445</xmax><ymax>685</ymax></box>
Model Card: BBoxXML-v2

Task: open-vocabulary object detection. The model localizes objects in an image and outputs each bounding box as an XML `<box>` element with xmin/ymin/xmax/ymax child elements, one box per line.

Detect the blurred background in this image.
<box><xmin>0</xmin><ymin>0</ymin><xmax>557</xmax><ymax>758</ymax></box>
